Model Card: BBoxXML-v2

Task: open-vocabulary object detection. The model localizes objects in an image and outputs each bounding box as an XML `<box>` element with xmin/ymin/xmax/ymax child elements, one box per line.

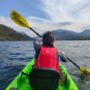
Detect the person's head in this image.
<box><xmin>42</xmin><ymin>31</ymin><xmax>56</xmax><ymax>47</ymax></box>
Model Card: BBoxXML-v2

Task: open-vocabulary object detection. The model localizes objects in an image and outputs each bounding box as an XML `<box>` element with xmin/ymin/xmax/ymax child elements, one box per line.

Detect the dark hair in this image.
<box><xmin>42</xmin><ymin>31</ymin><xmax>56</xmax><ymax>47</ymax></box>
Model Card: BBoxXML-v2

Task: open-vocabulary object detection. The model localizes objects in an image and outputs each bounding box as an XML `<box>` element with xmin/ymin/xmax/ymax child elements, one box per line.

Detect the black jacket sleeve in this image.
<box><xmin>33</xmin><ymin>37</ymin><xmax>42</xmax><ymax>58</ymax></box>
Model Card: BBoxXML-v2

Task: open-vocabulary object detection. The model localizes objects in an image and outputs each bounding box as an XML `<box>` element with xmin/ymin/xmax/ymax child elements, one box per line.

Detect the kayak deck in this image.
<box><xmin>6</xmin><ymin>58</ymin><xmax>78</xmax><ymax>90</ymax></box>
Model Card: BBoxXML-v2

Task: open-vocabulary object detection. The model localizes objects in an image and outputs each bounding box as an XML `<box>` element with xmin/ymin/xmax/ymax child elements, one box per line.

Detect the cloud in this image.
<box><xmin>27</xmin><ymin>16</ymin><xmax>90</xmax><ymax>33</ymax></box>
<box><xmin>0</xmin><ymin>16</ymin><xmax>31</xmax><ymax>35</ymax></box>
<box><xmin>0</xmin><ymin>0</ymin><xmax>90</xmax><ymax>37</ymax></box>
<box><xmin>0</xmin><ymin>16</ymin><xmax>19</xmax><ymax>28</ymax></box>
<box><xmin>41</xmin><ymin>0</ymin><xmax>90</xmax><ymax>23</ymax></box>
<box><xmin>41</xmin><ymin>0</ymin><xmax>72</xmax><ymax>22</ymax></box>
<box><xmin>0</xmin><ymin>16</ymin><xmax>44</xmax><ymax>37</ymax></box>
<box><xmin>0</xmin><ymin>16</ymin><xmax>9</xmax><ymax>26</ymax></box>
<box><xmin>0</xmin><ymin>15</ymin><xmax>90</xmax><ymax>36</ymax></box>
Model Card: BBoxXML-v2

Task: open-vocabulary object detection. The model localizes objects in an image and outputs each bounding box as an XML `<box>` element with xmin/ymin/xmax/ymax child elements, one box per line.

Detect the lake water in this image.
<box><xmin>0</xmin><ymin>41</ymin><xmax>90</xmax><ymax>90</ymax></box>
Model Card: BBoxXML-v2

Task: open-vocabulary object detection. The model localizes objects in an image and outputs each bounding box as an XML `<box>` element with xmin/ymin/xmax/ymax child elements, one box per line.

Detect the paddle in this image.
<box><xmin>67</xmin><ymin>57</ymin><xmax>90</xmax><ymax>75</ymax></box>
<box><xmin>10</xmin><ymin>10</ymin><xmax>90</xmax><ymax>75</ymax></box>
<box><xmin>10</xmin><ymin>10</ymin><xmax>42</xmax><ymax>38</ymax></box>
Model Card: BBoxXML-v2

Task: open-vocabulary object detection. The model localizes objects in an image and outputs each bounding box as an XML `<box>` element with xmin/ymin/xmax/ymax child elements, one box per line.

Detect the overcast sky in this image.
<box><xmin>0</xmin><ymin>0</ymin><xmax>90</xmax><ymax>36</ymax></box>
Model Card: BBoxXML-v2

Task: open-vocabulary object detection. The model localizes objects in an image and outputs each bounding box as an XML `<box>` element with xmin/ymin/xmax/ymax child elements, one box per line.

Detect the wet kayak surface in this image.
<box><xmin>0</xmin><ymin>41</ymin><xmax>90</xmax><ymax>90</ymax></box>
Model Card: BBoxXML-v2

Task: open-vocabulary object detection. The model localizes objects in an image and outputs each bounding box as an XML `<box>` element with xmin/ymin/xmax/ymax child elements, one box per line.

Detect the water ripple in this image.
<box><xmin>0</xmin><ymin>41</ymin><xmax>90</xmax><ymax>90</ymax></box>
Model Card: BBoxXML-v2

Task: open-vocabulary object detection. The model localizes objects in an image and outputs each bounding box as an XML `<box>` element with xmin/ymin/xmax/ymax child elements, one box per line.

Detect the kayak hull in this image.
<box><xmin>6</xmin><ymin>58</ymin><xmax>78</xmax><ymax>90</ymax></box>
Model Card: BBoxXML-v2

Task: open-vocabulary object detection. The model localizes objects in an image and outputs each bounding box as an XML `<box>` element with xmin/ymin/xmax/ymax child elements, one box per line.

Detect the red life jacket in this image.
<box><xmin>34</xmin><ymin>46</ymin><xmax>59</xmax><ymax>71</ymax></box>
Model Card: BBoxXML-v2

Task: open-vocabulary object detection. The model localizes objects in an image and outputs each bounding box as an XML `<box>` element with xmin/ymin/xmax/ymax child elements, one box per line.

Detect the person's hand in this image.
<box><xmin>34</xmin><ymin>36</ymin><xmax>42</xmax><ymax>42</ymax></box>
<box><xmin>59</xmin><ymin>51</ymin><xmax>67</xmax><ymax>62</ymax></box>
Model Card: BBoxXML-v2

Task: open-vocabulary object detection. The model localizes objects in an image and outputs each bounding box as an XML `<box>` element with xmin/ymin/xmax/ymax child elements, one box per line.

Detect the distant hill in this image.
<box><xmin>52</xmin><ymin>29</ymin><xmax>90</xmax><ymax>40</ymax></box>
<box><xmin>1</xmin><ymin>24</ymin><xmax>90</xmax><ymax>41</ymax></box>
<box><xmin>0</xmin><ymin>24</ymin><xmax>32</xmax><ymax>41</ymax></box>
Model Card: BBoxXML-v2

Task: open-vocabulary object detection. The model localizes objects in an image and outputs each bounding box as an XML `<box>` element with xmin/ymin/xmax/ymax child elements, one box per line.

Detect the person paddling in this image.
<box><xmin>29</xmin><ymin>31</ymin><xmax>67</xmax><ymax>90</ymax></box>
<box><xmin>34</xmin><ymin>31</ymin><xmax>67</xmax><ymax>72</ymax></box>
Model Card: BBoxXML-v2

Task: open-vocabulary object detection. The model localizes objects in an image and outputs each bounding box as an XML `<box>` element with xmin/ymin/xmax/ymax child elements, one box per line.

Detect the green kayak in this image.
<box><xmin>6</xmin><ymin>58</ymin><xmax>78</xmax><ymax>90</ymax></box>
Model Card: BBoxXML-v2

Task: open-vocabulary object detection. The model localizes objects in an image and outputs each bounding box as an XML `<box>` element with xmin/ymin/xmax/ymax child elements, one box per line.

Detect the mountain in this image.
<box><xmin>79</xmin><ymin>29</ymin><xmax>90</xmax><ymax>40</ymax></box>
<box><xmin>0</xmin><ymin>24</ymin><xmax>32</xmax><ymax>41</ymax></box>
<box><xmin>80</xmin><ymin>29</ymin><xmax>90</xmax><ymax>36</ymax></box>
<box><xmin>1</xmin><ymin>24</ymin><xmax>90</xmax><ymax>41</ymax></box>
<box><xmin>52</xmin><ymin>29</ymin><xmax>90</xmax><ymax>40</ymax></box>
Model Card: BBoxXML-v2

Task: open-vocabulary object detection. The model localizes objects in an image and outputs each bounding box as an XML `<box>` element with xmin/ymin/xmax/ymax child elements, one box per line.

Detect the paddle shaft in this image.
<box><xmin>29</xmin><ymin>27</ymin><xmax>42</xmax><ymax>38</ymax></box>
<box><xmin>67</xmin><ymin>57</ymin><xmax>80</xmax><ymax>69</ymax></box>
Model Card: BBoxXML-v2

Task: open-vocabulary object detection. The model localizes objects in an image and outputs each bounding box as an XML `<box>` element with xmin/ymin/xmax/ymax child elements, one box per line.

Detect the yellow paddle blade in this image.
<box><xmin>10</xmin><ymin>10</ymin><xmax>30</xmax><ymax>28</ymax></box>
<box><xmin>80</xmin><ymin>67</ymin><xmax>90</xmax><ymax>75</ymax></box>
